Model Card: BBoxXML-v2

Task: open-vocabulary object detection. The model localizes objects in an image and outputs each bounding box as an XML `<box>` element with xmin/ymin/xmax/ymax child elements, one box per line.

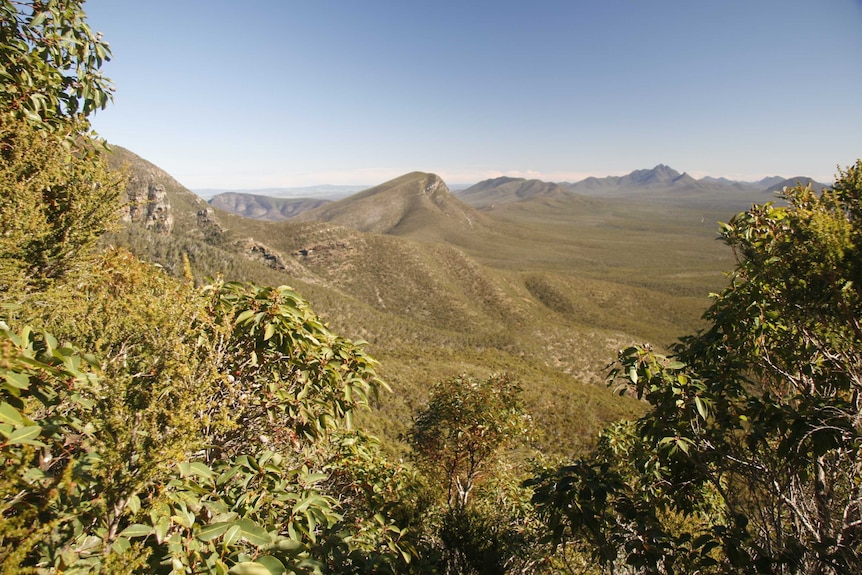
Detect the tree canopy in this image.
<box><xmin>0</xmin><ymin>0</ymin><xmax>113</xmax><ymax>131</ymax></box>
<box><xmin>410</xmin><ymin>373</ymin><xmax>529</xmax><ymax>510</ymax></box>
<box><xmin>0</xmin><ymin>0</ymin><xmax>120</xmax><ymax>290</ymax></box>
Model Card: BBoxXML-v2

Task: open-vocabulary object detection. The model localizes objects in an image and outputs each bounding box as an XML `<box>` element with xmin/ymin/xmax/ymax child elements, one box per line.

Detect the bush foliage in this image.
<box><xmin>529</xmin><ymin>162</ymin><xmax>862</xmax><ymax>575</ymax></box>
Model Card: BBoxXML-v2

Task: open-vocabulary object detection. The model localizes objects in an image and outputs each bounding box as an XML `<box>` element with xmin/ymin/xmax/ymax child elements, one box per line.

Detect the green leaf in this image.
<box><xmin>694</xmin><ymin>396</ymin><xmax>708</xmax><ymax>419</ymax></box>
<box><xmin>301</xmin><ymin>472</ymin><xmax>328</xmax><ymax>485</ymax></box>
<box><xmin>4</xmin><ymin>372</ymin><xmax>30</xmax><ymax>390</ymax></box>
<box><xmin>188</xmin><ymin>461</ymin><xmax>214</xmax><ymax>479</ymax></box>
<box><xmin>228</xmin><ymin>562</ymin><xmax>272</xmax><ymax>575</ymax></box>
<box><xmin>111</xmin><ymin>537</ymin><xmax>131</xmax><ymax>554</ymax></box>
<box><xmin>305</xmin><ymin>509</ymin><xmax>317</xmax><ymax>534</ymax></box>
<box><xmin>76</xmin><ymin>535</ymin><xmax>103</xmax><ymax>555</ymax></box>
<box><xmin>237</xmin><ymin>519</ymin><xmax>271</xmax><ymax>546</ymax></box>
<box><xmin>267</xmin><ymin>537</ymin><xmax>305</xmax><ymax>555</ymax></box>
<box><xmin>7</xmin><ymin>425</ymin><xmax>43</xmax><ymax>446</ymax></box>
<box><xmin>235</xmin><ymin>309</ymin><xmax>255</xmax><ymax>323</ymax></box>
<box><xmin>255</xmin><ymin>556</ymin><xmax>287</xmax><ymax>575</ymax></box>
<box><xmin>127</xmin><ymin>494</ymin><xmax>141</xmax><ymax>515</ymax></box>
<box><xmin>119</xmin><ymin>524</ymin><xmax>153</xmax><ymax>538</ymax></box>
<box><xmin>263</xmin><ymin>322</ymin><xmax>275</xmax><ymax>341</ymax></box>
<box><xmin>293</xmin><ymin>494</ymin><xmax>327</xmax><ymax>514</ymax></box>
<box><xmin>154</xmin><ymin>518</ymin><xmax>170</xmax><ymax>543</ymax></box>
<box><xmin>197</xmin><ymin>522</ymin><xmax>231</xmax><ymax>542</ymax></box>
<box><xmin>0</xmin><ymin>402</ymin><xmax>25</xmax><ymax>426</ymax></box>
<box><xmin>28</xmin><ymin>10</ymin><xmax>49</xmax><ymax>28</ymax></box>
<box><xmin>22</xmin><ymin>467</ymin><xmax>45</xmax><ymax>482</ymax></box>
<box><xmin>172</xmin><ymin>506</ymin><xmax>195</xmax><ymax>528</ymax></box>
<box><xmin>222</xmin><ymin>524</ymin><xmax>242</xmax><ymax>546</ymax></box>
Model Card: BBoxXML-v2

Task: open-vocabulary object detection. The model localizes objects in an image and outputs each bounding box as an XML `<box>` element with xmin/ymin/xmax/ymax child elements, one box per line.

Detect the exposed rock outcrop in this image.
<box><xmin>292</xmin><ymin>239</ymin><xmax>354</xmax><ymax>263</ymax></box>
<box><xmin>122</xmin><ymin>174</ymin><xmax>173</xmax><ymax>233</ymax></box>
<box><xmin>234</xmin><ymin>238</ymin><xmax>289</xmax><ymax>271</ymax></box>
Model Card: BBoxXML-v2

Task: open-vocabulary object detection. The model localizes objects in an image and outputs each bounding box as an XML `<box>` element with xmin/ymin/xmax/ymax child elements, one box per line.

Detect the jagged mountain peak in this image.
<box><xmin>622</xmin><ymin>164</ymin><xmax>683</xmax><ymax>185</ymax></box>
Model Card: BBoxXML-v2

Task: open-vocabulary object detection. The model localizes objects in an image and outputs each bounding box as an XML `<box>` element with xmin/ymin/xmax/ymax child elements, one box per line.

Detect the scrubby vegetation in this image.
<box><xmin>0</xmin><ymin>4</ymin><xmax>555</xmax><ymax>573</ymax></box>
<box><xmin>3</xmin><ymin>2</ymin><xmax>861</xmax><ymax>574</ymax></box>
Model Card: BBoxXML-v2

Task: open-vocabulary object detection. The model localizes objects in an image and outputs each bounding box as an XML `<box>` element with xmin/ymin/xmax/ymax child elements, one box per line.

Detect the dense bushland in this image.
<box><xmin>0</xmin><ymin>3</ymin><xmax>552</xmax><ymax>573</ymax></box>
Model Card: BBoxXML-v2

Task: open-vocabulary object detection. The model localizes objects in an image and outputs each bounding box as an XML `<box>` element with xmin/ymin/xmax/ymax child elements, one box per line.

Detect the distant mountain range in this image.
<box><xmin>209</xmin><ymin>192</ymin><xmax>330</xmax><ymax>221</ymax></box>
<box><xmin>457</xmin><ymin>177</ymin><xmax>574</xmax><ymax>209</ymax></box>
<box><xmin>556</xmin><ymin>165</ymin><xmax>830</xmax><ymax>212</ymax></box>
<box><xmin>701</xmin><ymin>175</ymin><xmax>785</xmax><ymax>188</ymax></box>
<box><xmin>195</xmin><ymin>184</ymin><xmax>367</xmax><ymax>200</ymax></box>
<box><xmin>565</xmin><ymin>164</ymin><xmax>826</xmax><ymax>197</ymax></box>
<box><xmin>207</xmin><ymin>165</ymin><xmax>830</xmax><ymax>222</ymax></box>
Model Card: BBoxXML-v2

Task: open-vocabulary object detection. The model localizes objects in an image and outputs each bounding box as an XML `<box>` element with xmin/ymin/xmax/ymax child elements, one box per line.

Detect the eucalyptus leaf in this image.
<box><xmin>119</xmin><ymin>524</ymin><xmax>152</xmax><ymax>538</ymax></box>
<box><xmin>228</xmin><ymin>562</ymin><xmax>272</xmax><ymax>575</ymax></box>
<box><xmin>237</xmin><ymin>519</ymin><xmax>272</xmax><ymax>546</ymax></box>
<box><xmin>197</xmin><ymin>522</ymin><xmax>231</xmax><ymax>542</ymax></box>
<box><xmin>0</xmin><ymin>402</ymin><xmax>25</xmax><ymax>426</ymax></box>
<box><xmin>7</xmin><ymin>425</ymin><xmax>43</xmax><ymax>446</ymax></box>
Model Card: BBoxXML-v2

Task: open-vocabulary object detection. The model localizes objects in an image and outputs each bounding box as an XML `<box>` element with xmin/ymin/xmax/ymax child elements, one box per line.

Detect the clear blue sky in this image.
<box><xmin>84</xmin><ymin>0</ymin><xmax>862</xmax><ymax>189</ymax></box>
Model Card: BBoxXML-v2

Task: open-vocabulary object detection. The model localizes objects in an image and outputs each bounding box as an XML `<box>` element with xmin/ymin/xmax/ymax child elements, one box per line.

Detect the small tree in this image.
<box><xmin>410</xmin><ymin>374</ymin><xmax>529</xmax><ymax>510</ymax></box>
<box><xmin>409</xmin><ymin>374</ymin><xmax>551</xmax><ymax>575</ymax></box>
<box><xmin>0</xmin><ymin>1</ymin><xmax>121</xmax><ymax>289</ymax></box>
<box><xmin>0</xmin><ymin>115</ymin><xmax>123</xmax><ymax>288</ymax></box>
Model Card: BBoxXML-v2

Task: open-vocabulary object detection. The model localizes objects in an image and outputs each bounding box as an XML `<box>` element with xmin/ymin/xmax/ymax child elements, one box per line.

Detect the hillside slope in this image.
<box><xmin>293</xmin><ymin>171</ymin><xmax>495</xmax><ymax>241</ymax></box>
<box><xmin>102</xmin><ymin>149</ymin><xmax>764</xmax><ymax>454</ymax></box>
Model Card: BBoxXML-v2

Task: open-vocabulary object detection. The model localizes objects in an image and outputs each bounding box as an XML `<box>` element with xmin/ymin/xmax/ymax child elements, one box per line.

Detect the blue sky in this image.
<box><xmin>84</xmin><ymin>0</ymin><xmax>862</xmax><ymax>189</ymax></box>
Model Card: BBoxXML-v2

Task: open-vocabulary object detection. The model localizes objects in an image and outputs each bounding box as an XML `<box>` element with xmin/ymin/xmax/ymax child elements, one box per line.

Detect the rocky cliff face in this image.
<box><xmin>121</xmin><ymin>173</ymin><xmax>174</xmax><ymax>234</ymax></box>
